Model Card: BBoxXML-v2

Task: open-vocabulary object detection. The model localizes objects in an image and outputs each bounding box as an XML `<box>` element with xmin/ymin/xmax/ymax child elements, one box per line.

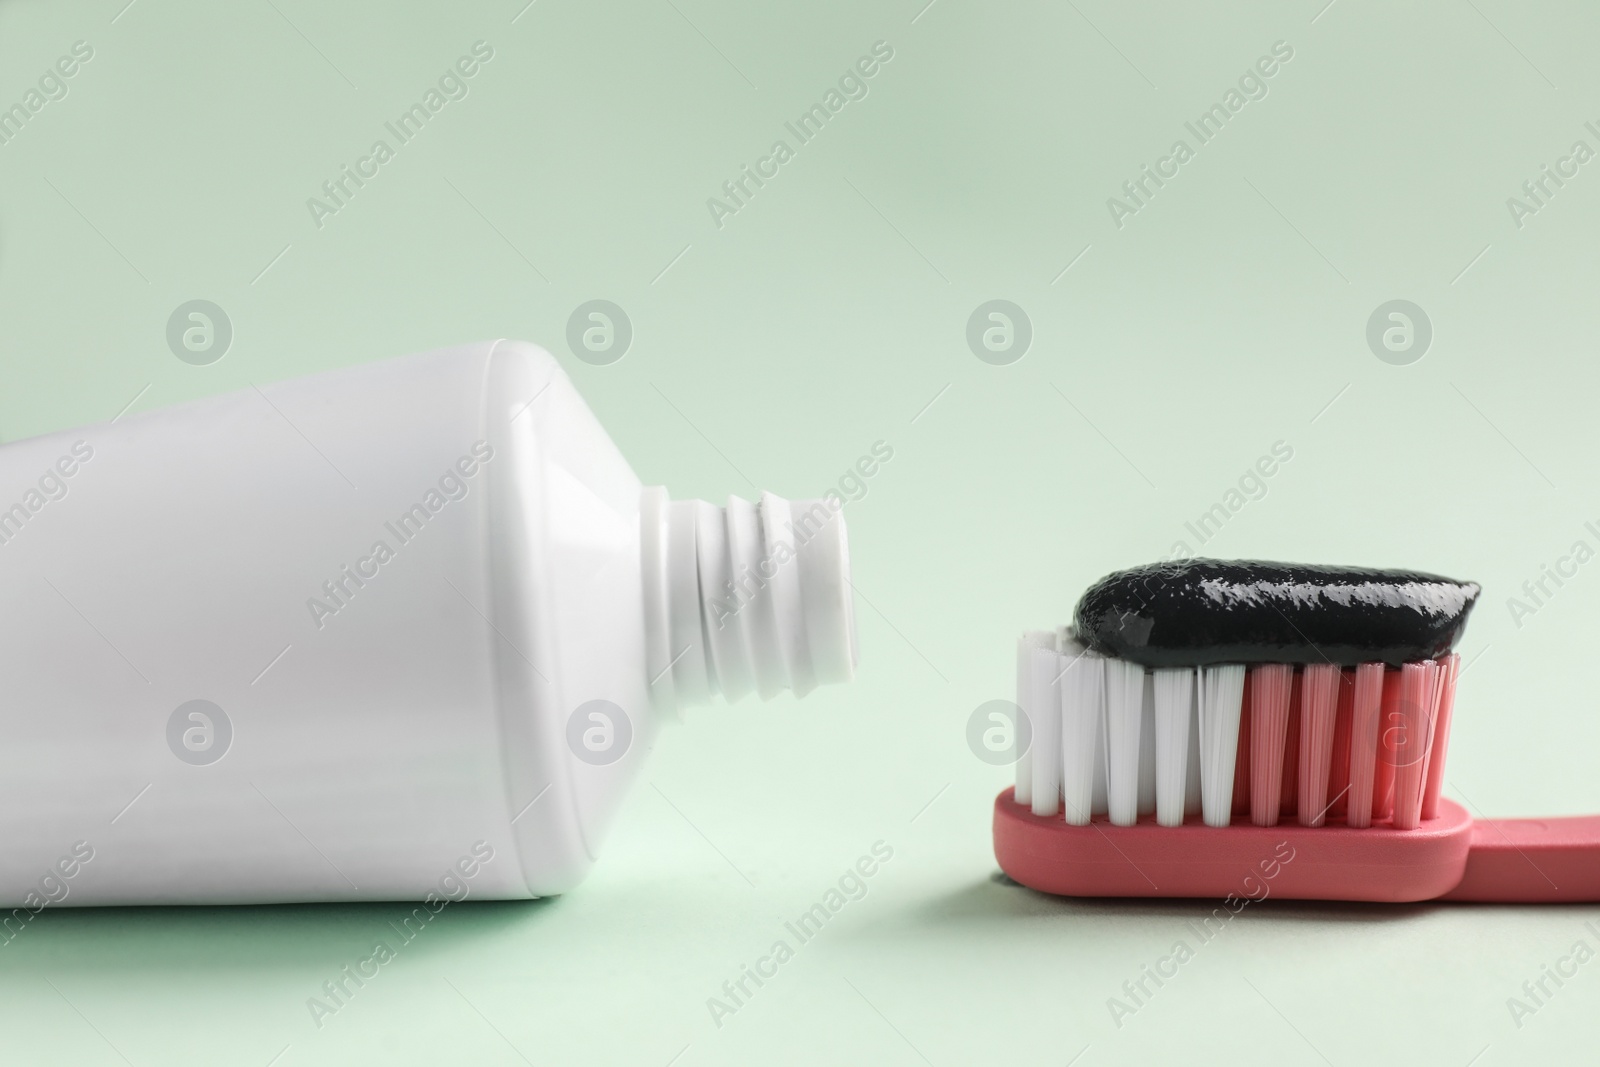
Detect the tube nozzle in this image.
<box><xmin>641</xmin><ymin>488</ymin><xmax>857</xmax><ymax>714</ymax></box>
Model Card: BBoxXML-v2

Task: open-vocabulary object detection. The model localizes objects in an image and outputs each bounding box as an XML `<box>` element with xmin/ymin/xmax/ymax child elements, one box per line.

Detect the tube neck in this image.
<box><xmin>640</xmin><ymin>488</ymin><xmax>857</xmax><ymax>715</ymax></box>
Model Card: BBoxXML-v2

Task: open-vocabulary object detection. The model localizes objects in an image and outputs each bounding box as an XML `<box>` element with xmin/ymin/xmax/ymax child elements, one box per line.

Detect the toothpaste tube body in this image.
<box><xmin>0</xmin><ymin>340</ymin><xmax>855</xmax><ymax>905</ymax></box>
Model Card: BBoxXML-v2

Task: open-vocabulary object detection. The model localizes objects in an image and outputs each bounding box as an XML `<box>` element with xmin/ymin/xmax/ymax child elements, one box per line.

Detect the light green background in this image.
<box><xmin>2</xmin><ymin>0</ymin><xmax>1599</xmax><ymax>1063</ymax></box>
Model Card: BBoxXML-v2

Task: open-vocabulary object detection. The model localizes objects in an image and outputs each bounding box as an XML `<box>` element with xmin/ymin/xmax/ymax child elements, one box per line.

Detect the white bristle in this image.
<box><xmin>1069</xmin><ymin>627</ymin><xmax>1110</xmax><ymax>817</ymax></box>
<box><xmin>1197</xmin><ymin>664</ymin><xmax>1246</xmax><ymax>828</ymax></box>
<box><xmin>1297</xmin><ymin>663</ymin><xmax>1341</xmax><ymax>827</ymax></box>
<box><xmin>1059</xmin><ymin>643</ymin><xmax>1104</xmax><ymax>825</ymax></box>
<box><xmin>1248</xmin><ymin>664</ymin><xmax>1295</xmax><ymax>827</ymax></box>
<box><xmin>1152</xmin><ymin>667</ymin><xmax>1195</xmax><ymax>827</ymax></box>
<box><xmin>1184</xmin><ymin>690</ymin><xmax>1203</xmax><ymax>815</ymax></box>
<box><xmin>1013</xmin><ymin>631</ymin><xmax>1057</xmax><ymax>808</ymax></box>
<box><xmin>1137</xmin><ymin>673</ymin><xmax>1157</xmax><ymax>817</ymax></box>
<box><xmin>1028</xmin><ymin>640</ymin><xmax>1063</xmax><ymax>817</ymax></box>
<box><xmin>1091</xmin><ymin>716</ymin><xmax>1109</xmax><ymax>818</ymax></box>
<box><xmin>1103</xmin><ymin>658</ymin><xmax>1146</xmax><ymax>826</ymax></box>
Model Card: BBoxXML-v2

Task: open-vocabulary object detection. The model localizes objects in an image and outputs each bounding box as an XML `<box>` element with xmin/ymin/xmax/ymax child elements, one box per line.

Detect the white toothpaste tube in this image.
<box><xmin>0</xmin><ymin>340</ymin><xmax>856</xmax><ymax>906</ymax></box>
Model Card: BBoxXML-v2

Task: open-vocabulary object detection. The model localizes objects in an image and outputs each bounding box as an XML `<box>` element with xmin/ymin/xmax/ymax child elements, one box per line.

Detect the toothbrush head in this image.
<box><xmin>997</xmin><ymin>559</ymin><xmax>1528</xmax><ymax>903</ymax></box>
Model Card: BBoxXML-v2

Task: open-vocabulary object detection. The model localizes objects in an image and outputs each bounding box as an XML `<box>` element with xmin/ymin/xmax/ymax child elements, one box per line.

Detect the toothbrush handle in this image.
<box><xmin>1439</xmin><ymin>816</ymin><xmax>1600</xmax><ymax>903</ymax></box>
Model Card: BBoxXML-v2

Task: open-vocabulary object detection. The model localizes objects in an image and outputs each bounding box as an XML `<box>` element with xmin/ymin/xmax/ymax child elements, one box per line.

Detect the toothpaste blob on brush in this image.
<box><xmin>1073</xmin><ymin>560</ymin><xmax>1481</xmax><ymax>667</ymax></box>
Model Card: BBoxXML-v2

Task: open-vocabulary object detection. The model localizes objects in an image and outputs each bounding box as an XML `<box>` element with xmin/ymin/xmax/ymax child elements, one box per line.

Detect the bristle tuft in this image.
<box><xmin>1103</xmin><ymin>659</ymin><xmax>1146</xmax><ymax>826</ymax></box>
<box><xmin>1197</xmin><ymin>664</ymin><xmax>1246</xmax><ymax>827</ymax></box>
<box><xmin>1248</xmin><ymin>664</ymin><xmax>1294</xmax><ymax>827</ymax></box>
<box><xmin>1028</xmin><ymin>643</ymin><xmax>1062</xmax><ymax>817</ymax></box>
<box><xmin>1345</xmin><ymin>663</ymin><xmax>1385</xmax><ymax>828</ymax></box>
<box><xmin>1013</xmin><ymin>631</ymin><xmax>1056</xmax><ymax>808</ymax></box>
<box><xmin>1390</xmin><ymin>661</ymin><xmax>1440</xmax><ymax>830</ymax></box>
<box><xmin>1060</xmin><ymin>645</ymin><xmax>1104</xmax><ymax>825</ymax></box>
<box><xmin>1153</xmin><ymin>668</ymin><xmax>1194</xmax><ymax>827</ymax></box>
<box><xmin>1137</xmin><ymin>674</ymin><xmax>1157</xmax><ymax>818</ymax></box>
<box><xmin>1296</xmin><ymin>664</ymin><xmax>1341</xmax><ymax>827</ymax></box>
<box><xmin>1421</xmin><ymin>653</ymin><xmax>1461</xmax><ymax>819</ymax></box>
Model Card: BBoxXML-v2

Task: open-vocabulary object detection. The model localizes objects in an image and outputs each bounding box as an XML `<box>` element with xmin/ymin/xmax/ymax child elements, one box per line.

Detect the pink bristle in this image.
<box><xmin>1279</xmin><ymin>670</ymin><xmax>1302</xmax><ymax>819</ymax></box>
<box><xmin>1327</xmin><ymin>668</ymin><xmax>1355</xmax><ymax>821</ymax></box>
<box><xmin>1248</xmin><ymin>664</ymin><xmax>1294</xmax><ymax>827</ymax></box>
<box><xmin>1373</xmin><ymin>669</ymin><xmax>1400</xmax><ymax>822</ymax></box>
<box><xmin>1345</xmin><ymin>663</ymin><xmax>1385</xmax><ymax>828</ymax></box>
<box><xmin>1232</xmin><ymin>682</ymin><xmax>1253</xmax><ymax>819</ymax></box>
<box><xmin>1297</xmin><ymin>664</ymin><xmax>1341</xmax><ymax>827</ymax></box>
<box><xmin>1390</xmin><ymin>661</ymin><xmax>1439</xmax><ymax>830</ymax></box>
<box><xmin>1421</xmin><ymin>653</ymin><xmax>1461</xmax><ymax>820</ymax></box>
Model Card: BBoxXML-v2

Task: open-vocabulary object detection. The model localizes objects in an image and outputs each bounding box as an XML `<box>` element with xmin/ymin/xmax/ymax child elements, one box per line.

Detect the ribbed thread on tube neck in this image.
<box><xmin>640</xmin><ymin>488</ymin><xmax>857</xmax><ymax>715</ymax></box>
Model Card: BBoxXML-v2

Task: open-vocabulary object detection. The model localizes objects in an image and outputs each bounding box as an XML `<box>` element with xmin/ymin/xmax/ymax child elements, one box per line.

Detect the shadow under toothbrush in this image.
<box><xmin>868</xmin><ymin>874</ymin><xmax>1437</xmax><ymax>933</ymax></box>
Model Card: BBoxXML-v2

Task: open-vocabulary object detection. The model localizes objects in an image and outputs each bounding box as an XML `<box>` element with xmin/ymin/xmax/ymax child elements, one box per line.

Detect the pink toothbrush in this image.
<box><xmin>994</xmin><ymin>560</ymin><xmax>1600</xmax><ymax>903</ymax></box>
